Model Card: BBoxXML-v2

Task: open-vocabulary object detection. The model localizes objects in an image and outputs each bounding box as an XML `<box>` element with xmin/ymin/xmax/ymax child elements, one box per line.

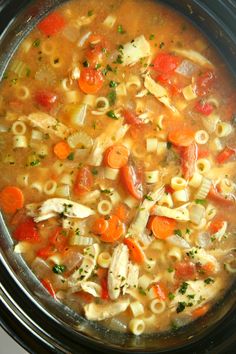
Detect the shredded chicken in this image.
<box><xmin>84</xmin><ymin>298</ymin><xmax>130</xmax><ymax>321</ymax></box>
<box><xmin>172</xmin><ymin>48</ymin><xmax>214</xmax><ymax>68</ymax></box>
<box><xmin>123</xmin><ymin>262</ymin><xmax>139</xmax><ymax>294</ymax></box>
<box><xmin>151</xmin><ymin>205</ymin><xmax>190</xmax><ymax>221</ymax></box>
<box><xmin>20</xmin><ymin>112</ymin><xmax>72</xmax><ymax>139</ymax></box>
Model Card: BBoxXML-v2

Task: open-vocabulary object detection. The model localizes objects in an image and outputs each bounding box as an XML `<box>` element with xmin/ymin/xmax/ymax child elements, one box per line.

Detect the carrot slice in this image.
<box><xmin>120</xmin><ymin>165</ymin><xmax>143</xmax><ymax>200</ymax></box>
<box><xmin>147</xmin><ymin>216</ymin><xmax>176</xmax><ymax>239</ymax></box>
<box><xmin>180</xmin><ymin>143</ymin><xmax>198</xmax><ymax>180</ymax></box>
<box><xmin>103</xmin><ymin>144</ymin><xmax>129</xmax><ymax>169</ymax></box>
<box><xmin>78</xmin><ymin>68</ymin><xmax>104</xmax><ymax>94</ymax></box>
<box><xmin>124</xmin><ymin>238</ymin><xmax>144</xmax><ymax>264</ymax></box>
<box><xmin>113</xmin><ymin>203</ymin><xmax>129</xmax><ymax>223</ymax></box>
<box><xmin>192</xmin><ymin>304</ymin><xmax>210</xmax><ymax>318</ymax></box>
<box><xmin>201</xmin><ymin>262</ymin><xmax>216</xmax><ymax>275</ymax></box>
<box><xmin>207</xmin><ymin>185</ymin><xmax>235</xmax><ymax>207</ymax></box>
<box><xmin>168</xmin><ymin>127</ymin><xmax>195</xmax><ymax>147</ymax></box>
<box><xmin>0</xmin><ymin>186</ymin><xmax>24</xmax><ymax>214</ymax></box>
<box><xmin>209</xmin><ymin>217</ymin><xmax>225</xmax><ymax>234</ymax></box>
<box><xmin>216</xmin><ymin>147</ymin><xmax>235</xmax><ymax>164</ymax></box>
<box><xmin>100</xmin><ymin>215</ymin><xmax>124</xmax><ymax>243</ymax></box>
<box><xmin>53</xmin><ymin>141</ymin><xmax>71</xmax><ymax>160</ymax></box>
<box><xmin>92</xmin><ymin>217</ymin><xmax>109</xmax><ymax>235</ymax></box>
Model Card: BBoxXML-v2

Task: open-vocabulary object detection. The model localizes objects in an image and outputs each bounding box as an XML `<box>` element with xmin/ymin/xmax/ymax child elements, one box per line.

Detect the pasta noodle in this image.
<box><xmin>149</xmin><ymin>299</ymin><xmax>166</xmax><ymax>314</ymax></box>
<box><xmin>13</xmin><ymin>135</ymin><xmax>28</xmax><ymax>149</ymax></box>
<box><xmin>145</xmin><ymin>170</ymin><xmax>159</xmax><ymax>184</ymax></box>
<box><xmin>129</xmin><ymin>319</ymin><xmax>145</xmax><ymax>336</ymax></box>
<box><xmin>97</xmin><ymin>252</ymin><xmax>111</xmax><ymax>268</ymax></box>
<box><xmin>43</xmin><ymin>180</ymin><xmax>57</xmax><ymax>195</ymax></box>
<box><xmin>167</xmin><ymin>247</ymin><xmax>182</xmax><ymax>262</ymax></box>
<box><xmin>12</xmin><ymin>121</ymin><xmax>27</xmax><ymax>135</ymax></box>
<box><xmin>104</xmin><ymin>167</ymin><xmax>119</xmax><ymax>180</ymax></box>
<box><xmin>97</xmin><ymin>200</ymin><xmax>112</xmax><ymax>215</ymax></box>
<box><xmin>130</xmin><ymin>301</ymin><xmax>144</xmax><ymax>317</ymax></box>
<box><xmin>195</xmin><ymin>130</ymin><xmax>209</xmax><ymax>144</ymax></box>
<box><xmin>15</xmin><ymin>86</ymin><xmax>30</xmax><ymax>100</ymax></box>
<box><xmin>196</xmin><ymin>158</ymin><xmax>211</xmax><ymax>174</ymax></box>
<box><xmin>171</xmin><ymin>177</ymin><xmax>187</xmax><ymax>191</ymax></box>
<box><xmin>216</xmin><ymin>122</ymin><xmax>233</xmax><ymax>137</ymax></box>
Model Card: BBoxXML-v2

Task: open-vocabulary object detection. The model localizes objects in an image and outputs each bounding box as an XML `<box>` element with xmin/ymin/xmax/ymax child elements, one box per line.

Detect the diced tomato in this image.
<box><xmin>153</xmin><ymin>53</ymin><xmax>181</xmax><ymax>73</ymax></box>
<box><xmin>13</xmin><ymin>218</ymin><xmax>40</xmax><ymax>243</ymax></box>
<box><xmin>120</xmin><ymin>165</ymin><xmax>143</xmax><ymax>200</ymax></box>
<box><xmin>101</xmin><ymin>277</ymin><xmax>109</xmax><ymax>300</ymax></box>
<box><xmin>165</xmin><ymin>185</ymin><xmax>174</xmax><ymax>194</ymax></box>
<box><xmin>175</xmin><ymin>261</ymin><xmax>196</xmax><ymax>280</ymax></box>
<box><xmin>195</xmin><ymin>100</ymin><xmax>214</xmax><ymax>116</ymax></box>
<box><xmin>216</xmin><ymin>147</ymin><xmax>235</xmax><ymax>164</ymax></box>
<box><xmin>41</xmin><ymin>279</ymin><xmax>56</xmax><ymax>298</ymax></box>
<box><xmin>198</xmin><ymin>149</ymin><xmax>209</xmax><ymax>159</ymax></box>
<box><xmin>209</xmin><ymin>217</ymin><xmax>225</xmax><ymax>234</ymax></box>
<box><xmin>156</xmin><ymin>73</ymin><xmax>182</xmax><ymax>96</ymax></box>
<box><xmin>207</xmin><ymin>185</ymin><xmax>235</xmax><ymax>207</ymax></box>
<box><xmin>85</xmin><ymin>34</ymin><xmax>109</xmax><ymax>66</ymax></box>
<box><xmin>180</xmin><ymin>142</ymin><xmax>198</xmax><ymax>180</ymax></box>
<box><xmin>49</xmin><ymin>227</ymin><xmax>67</xmax><ymax>252</ymax></box>
<box><xmin>37</xmin><ymin>245</ymin><xmax>54</xmax><ymax>259</ymax></box>
<box><xmin>78</xmin><ymin>68</ymin><xmax>104</xmax><ymax>94</ymax></box>
<box><xmin>123</xmin><ymin>109</ymin><xmax>145</xmax><ymax>125</ymax></box>
<box><xmin>74</xmin><ymin>166</ymin><xmax>93</xmax><ymax>196</ymax></box>
<box><xmin>35</xmin><ymin>90</ymin><xmax>57</xmax><ymax>110</ymax></box>
<box><xmin>196</xmin><ymin>70</ymin><xmax>215</xmax><ymax>96</ymax></box>
<box><xmin>38</xmin><ymin>12</ymin><xmax>66</xmax><ymax>36</ymax></box>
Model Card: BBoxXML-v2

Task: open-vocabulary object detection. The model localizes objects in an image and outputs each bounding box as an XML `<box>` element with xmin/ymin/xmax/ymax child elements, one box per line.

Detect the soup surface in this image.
<box><xmin>0</xmin><ymin>0</ymin><xmax>236</xmax><ymax>335</ymax></box>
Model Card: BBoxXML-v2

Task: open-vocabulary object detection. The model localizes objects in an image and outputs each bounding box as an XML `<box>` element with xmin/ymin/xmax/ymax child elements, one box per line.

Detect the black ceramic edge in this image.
<box><xmin>0</xmin><ymin>0</ymin><xmax>236</xmax><ymax>353</ymax></box>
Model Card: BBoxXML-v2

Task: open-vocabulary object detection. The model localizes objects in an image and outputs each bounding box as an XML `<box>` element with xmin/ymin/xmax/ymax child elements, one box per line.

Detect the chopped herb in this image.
<box><xmin>114</xmin><ymin>54</ymin><xmax>123</xmax><ymax>64</ymax></box>
<box><xmin>43</xmin><ymin>133</ymin><xmax>49</xmax><ymax>140</ymax></box>
<box><xmin>106</xmin><ymin>110</ymin><xmax>118</xmax><ymax>119</ymax></box>
<box><xmin>195</xmin><ymin>199</ymin><xmax>206</xmax><ymax>205</ymax></box>
<box><xmin>168</xmin><ymin>267</ymin><xmax>174</xmax><ymax>273</ymax></box>
<box><xmin>52</xmin><ymin>264</ymin><xmax>66</xmax><ymax>274</ymax></box>
<box><xmin>144</xmin><ymin>194</ymin><xmax>154</xmax><ymax>201</ymax></box>
<box><xmin>91</xmin><ymin>168</ymin><xmax>98</xmax><ymax>175</ymax></box>
<box><xmin>186</xmin><ymin>228</ymin><xmax>191</xmax><ymax>234</ymax></box>
<box><xmin>149</xmin><ymin>34</ymin><xmax>155</xmax><ymax>40</ymax></box>
<box><xmin>204</xmin><ymin>277</ymin><xmax>215</xmax><ymax>285</ymax></box>
<box><xmin>168</xmin><ymin>292</ymin><xmax>175</xmax><ymax>300</ymax></box>
<box><xmin>67</xmin><ymin>152</ymin><xmax>74</xmax><ymax>161</ymax></box>
<box><xmin>83</xmin><ymin>60</ymin><xmax>89</xmax><ymax>67</ymax></box>
<box><xmin>187</xmin><ymin>294</ymin><xmax>195</xmax><ymax>299</ymax></box>
<box><xmin>167</xmin><ymin>141</ymin><xmax>172</xmax><ymax>149</ymax></box>
<box><xmin>176</xmin><ymin>301</ymin><xmax>186</xmax><ymax>313</ymax></box>
<box><xmin>11</xmin><ymin>78</ymin><xmax>18</xmax><ymax>85</ymax></box>
<box><xmin>33</xmin><ymin>39</ymin><xmax>40</xmax><ymax>47</ymax></box>
<box><xmin>117</xmin><ymin>24</ymin><xmax>125</xmax><ymax>34</ymax></box>
<box><xmin>54</xmin><ymin>58</ymin><xmax>59</xmax><ymax>64</ymax></box>
<box><xmin>174</xmin><ymin>229</ymin><xmax>182</xmax><ymax>237</ymax></box>
<box><xmin>171</xmin><ymin>321</ymin><xmax>179</xmax><ymax>331</ymax></box>
<box><xmin>186</xmin><ymin>249</ymin><xmax>198</xmax><ymax>259</ymax></box>
<box><xmin>179</xmin><ymin>282</ymin><xmax>188</xmax><ymax>295</ymax></box>
<box><xmin>95</xmin><ymin>63</ymin><xmax>101</xmax><ymax>69</ymax></box>
<box><xmin>107</xmin><ymin>90</ymin><xmax>117</xmax><ymax>106</ymax></box>
<box><xmin>181</xmin><ymin>23</ymin><xmax>187</xmax><ymax>32</ymax></box>
<box><xmin>211</xmin><ymin>236</ymin><xmax>216</xmax><ymax>242</ymax></box>
<box><xmin>109</xmin><ymin>80</ymin><xmax>119</xmax><ymax>88</ymax></box>
<box><xmin>101</xmin><ymin>189</ymin><xmax>112</xmax><ymax>195</ymax></box>
<box><xmin>138</xmin><ymin>287</ymin><xmax>146</xmax><ymax>296</ymax></box>
<box><xmin>87</xmin><ymin>10</ymin><xmax>94</xmax><ymax>16</ymax></box>
<box><xmin>102</xmin><ymin>64</ymin><xmax>113</xmax><ymax>75</ymax></box>
<box><xmin>159</xmin><ymin>41</ymin><xmax>165</xmax><ymax>48</ymax></box>
<box><xmin>26</xmin><ymin>68</ymin><xmax>31</xmax><ymax>77</ymax></box>
<box><xmin>30</xmin><ymin>159</ymin><xmax>40</xmax><ymax>167</ymax></box>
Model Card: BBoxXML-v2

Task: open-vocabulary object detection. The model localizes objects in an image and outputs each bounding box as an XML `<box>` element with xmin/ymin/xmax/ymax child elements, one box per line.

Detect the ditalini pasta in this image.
<box><xmin>0</xmin><ymin>0</ymin><xmax>235</xmax><ymax>337</ymax></box>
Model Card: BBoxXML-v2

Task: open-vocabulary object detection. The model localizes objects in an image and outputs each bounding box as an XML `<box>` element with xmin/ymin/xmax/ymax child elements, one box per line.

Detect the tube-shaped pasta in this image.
<box><xmin>14</xmin><ymin>241</ymin><xmax>31</xmax><ymax>254</ymax></box>
<box><xmin>67</xmin><ymin>131</ymin><xmax>93</xmax><ymax>149</ymax></box>
<box><xmin>130</xmin><ymin>302</ymin><xmax>144</xmax><ymax>317</ymax></box>
<box><xmin>43</xmin><ymin>180</ymin><xmax>57</xmax><ymax>195</ymax></box>
<box><xmin>195</xmin><ymin>177</ymin><xmax>211</xmax><ymax>199</ymax></box>
<box><xmin>17</xmin><ymin>174</ymin><xmax>29</xmax><ymax>187</ymax></box>
<box><xmin>12</xmin><ymin>121</ymin><xmax>27</xmax><ymax>135</ymax></box>
<box><xmin>126</xmin><ymin>75</ymin><xmax>142</xmax><ymax>90</ymax></box>
<box><xmin>53</xmin><ymin>160</ymin><xmax>65</xmax><ymax>175</ymax></box>
<box><xmin>150</xmin><ymin>240</ymin><xmax>164</xmax><ymax>251</ymax></box>
<box><xmin>145</xmin><ymin>170</ymin><xmax>159</xmax><ymax>184</ymax></box>
<box><xmin>30</xmin><ymin>182</ymin><xmax>43</xmax><ymax>193</ymax></box>
<box><xmin>156</xmin><ymin>142</ymin><xmax>167</xmax><ymax>155</ymax></box>
<box><xmin>220</xmin><ymin>178</ymin><xmax>236</xmax><ymax>193</ymax></box>
<box><xmin>132</xmin><ymin>145</ymin><xmax>146</xmax><ymax>159</ymax></box>
<box><xmin>109</xmin><ymin>190</ymin><xmax>121</xmax><ymax>205</ymax></box>
<box><xmin>64</xmin><ymin>90</ymin><xmax>80</xmax><ymax>103</ymax></box>
<box><xmin>224</xmin><ymin>260</ymin><xmax>236</xmax><ymax>273</ymax></box>
<box><xmin>60</xmin><ymin>173</ymin><xmax>73</xmax><ymax>186</ymax></box>
<box><xmin>202</xmin><ymin>113</ymin><xmax>220</xmax><ymax>133</ymax></box>
<box><xmin>97</xmin><ymin>252</ymin><xmax>111</xmax><ymax>268</ymax></box>
<box><xmin>82</xmin><ymin>94</ymin><xmax>96</xmax><ymax>107</ymax></box>
<box><xmin>207</xmin><ymin>97</ymin><xmax>219</xmax><ymax>108</ymax></box>
<box><xmin>149</xmin><ymin>299</ymin><xmax>166</xmax><ymax>314</ymax></box>
<box><xmin>13</xmin><ymin>135</ymin><xmax>28</xmax><ymax>148</ymax></box>
<box><xmin>103</xmin><ymin>14</ymin><xmax>117</xmax><ymax>28</ymax></box>
<box><xmin>167</xmin><ymin>247</ymin><xmax>182</xmax><ymax>262</ymax></box>
<box><xmin>129</xmin><ymin>319</ymin><xmax>145</xmax><ymax>336</ymax></box>
<box><xmin>155</xmin><ymin>114</ymin><xmax>165</xmax><ymax>130</ymax></box>
<box><xmin>171</xmin><ymin>177</ymin><xmax>187</xmax><ymax>191</ymax></box>
<box><xmin>189</xmin><ymin>172</ymin><xmax>203</xmax><ymax>188</ymax></box>
<box><xmin>56</xmin><ymin>184</ymin><xmax>70</xmax><ymax>198</ymax></box>
<box><xmin>138</xmin><ymin>275</ymin><xmax>152</xmax><ymax>290</ymax></box>
<box><xmin>36</xmin><ymin>144</ymin><xmax>49</xmax><ymax>157</ymax></box>
<box><xmin>196</xmin><ymin>158</ymin><xmax>211</xmax><ymax>174</ymax></box>
<box><xmin>182</xmin><ymin>84</ymin><xmax>197</xmax><ymax>100</ymax></box>
<box><xmin>210</xmin><ymin>137</ymin><xmax>224</xmax><ymax>152</ymax></box>
<box><xmin>61</xmin><ymin>78</ymin><xmax>70</xmax><ymax>91</ymax></box>
<box><xmin>124</xmin><ymin>196</ymin><xmax>139</xmax><ymax>208</ymax></box>
<box><xmin>216</xmin><ymin>122</ymin><xmax>233</xmax><ymax>137</ymax></box>
<box><xmin>69</xmin><ymin>235</ymin><xmax>94</xmax><ymax>246</ymax></box>
<box><xmin>195</xmin><ymin>130</ymin><xmax>209</xmax><ymax>144</ymax></box>
<box><xmin>172</xmin><ymin>189</ymin><xmax>189</xmax><ymax>202</ymax></box>
<box><xmin>146</xmin><ymin>138</ymin><xmax>158</xmax><ymax>153</ymax></box>
<box><xmin>95</xmin><ymin>97</ymin><xmax>110</xmax><ymax>111</ymax></box>
<box><xmin>205</xmin><ymin>204</ymin><xmax>217</xmax><ymax>220</ymax></box>
<box><xmin>50</xmin><ymin>55</ymin><xmax>63</xmax><ymax>68</ymax></box>
<box><xmin>15</xmin><ymin>86</ymin><xmax>30</xmax><ymax>100</ymax></box>
<box><xmin>158</xmin><ymin>193</ymin><xmax>174</xmax><ymax>208</ymax></box>
<box><xmin>31</xmin><ymin>129</ymin><xmax>43</xmax><ymax>140</ymax></box>
<box><xmin>97</xmin><ymin>200</ymin><xmax>112</xmax><ymax>215</ymax></box>
<box><xmin>104</xmin><ymin>167</ymin><xmax>119</xmax><ymax>180</ymax></box>
<box><xmin>41</xmin><ymin>39</ymin><xmax>56</xmax><ymax>55</ymax></box>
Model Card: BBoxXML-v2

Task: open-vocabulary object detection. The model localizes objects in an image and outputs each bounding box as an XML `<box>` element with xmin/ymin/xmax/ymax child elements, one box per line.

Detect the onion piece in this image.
<box><xmin>167</xmin><ymin>235</ymin><xmax>191</xmax><ymax>249</ymax></box>
<box><xmin>175</xmin><ymin>59</ymin><xmax>198</xmax><ymax>77</ymax></box>
<box><xmin>197</xmin><ymin>232</ymin><xmax>211</xmax><ymax>248</ymax></box>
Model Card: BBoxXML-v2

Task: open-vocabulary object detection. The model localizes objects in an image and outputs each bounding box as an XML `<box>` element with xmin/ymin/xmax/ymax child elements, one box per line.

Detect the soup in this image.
<box><xmin>0</xmin><ymin>0</ymin><xmax>236</xmax><ymax>336</ymax></box>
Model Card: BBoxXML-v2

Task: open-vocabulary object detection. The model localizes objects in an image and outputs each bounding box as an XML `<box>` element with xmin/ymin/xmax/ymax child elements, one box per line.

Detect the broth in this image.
<box><xmin>0</xmin><ymin>0</ymin><xmax>236</xmax><ymax>335</ymax></box>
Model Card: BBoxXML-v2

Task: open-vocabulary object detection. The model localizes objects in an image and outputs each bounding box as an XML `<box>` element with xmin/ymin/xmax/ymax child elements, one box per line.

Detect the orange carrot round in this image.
<box><xmin>192</xmin><ymin>304</ymin><xmax>210</xmax><ymax>318</ymax></box>
<box><xmin>103</xmin><ymin>144</ymin><xmax>129</xmax><ymax>169</ymax></box>
<box><xmin>53</xmin><ymin>141</ymin><xmax>71</xmax><ymax>160</ymax></box>
<box><xmin>147</xmin><ymin>216</ymin><xmax>176</xmax><ymax>239</ymax></box>
<box><xmin>92</xmin><ymin>217</ymin><xmax>109</xmax><ymax>235</ymax></box>
<box><xmin>0</xmin><ymin>186</ymin><xmax>24</xmax><ymax>214</ymax></box>
<box><xmin>124</xmin><ymin>238</ymin><xmax>144</xmax><ymax>264</ymax></box>
<box><xmin>113</xmin><ymin>203</ymin><xmax>129</xmax><ymax>223</ymax></box>
<box><xmin>100</xmin><ymin>215</ymin><xmax>124</xmax><ymax>243</ymax></box>
<box><xmin>168</xmin><ymin>127</ymin><xmax>195</xmax><ymax>147</ymax></box>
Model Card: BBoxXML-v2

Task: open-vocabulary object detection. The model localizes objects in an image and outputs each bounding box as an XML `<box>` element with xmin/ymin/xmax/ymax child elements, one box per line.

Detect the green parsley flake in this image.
<box><xmin>149</xmin><ymin>34</ymin><xmax>155</xmax><ymax>40</ymax></box>
<box><xmin>176</xmin><ymin>302</ymin><xmax>186</xmax><ymax>313</ymax></box>
<box><xmin>117</xmin><ymin>24</ymin><xmax>125</xmax><ymax>34</ymax></box>
<box><xmin>109</xmin><ymin>80</ymin><xmax>119</xmax><ymax>88</ymax></box>
<box><xmin>106</xmin><ymin>110</ymin><xmax>118</xmax><ymax>119</ymax></box>
<box><xmin>52</xmin><ymin>264</ymin><xmax>66</xmax><ymax>274</ymax></box>
<box><xmin>204</xmin><ymin>277</ymin><xmax>215</xmax><ymax>285</ymax></box>
<box><xmin>67</xmin><ymin>152</ymin><xmax>74</xmax><ymax>161</ymax></box>
<box><xmin>107</xmin><ymin>90</ymin><xmax>117</xmax><ymax>106</ymax></box>
<box><xmin>179</xmin><ymin>282</ymin><xmax>188</xmax><ymax>295</ymax></box>
<box><xmin>33</xmin><ymin>39</ymin><xmax>40</xmax><ymax>47</ymax></box>
<box><xmin>195</xmin><ymin>199</ymin><xmax>206</xmax><ymax>205</ymax></box>
<box><xmin>87</xmin><ymin>10</ymin><xmax>93</xmax><ymax>16</ymax></box>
